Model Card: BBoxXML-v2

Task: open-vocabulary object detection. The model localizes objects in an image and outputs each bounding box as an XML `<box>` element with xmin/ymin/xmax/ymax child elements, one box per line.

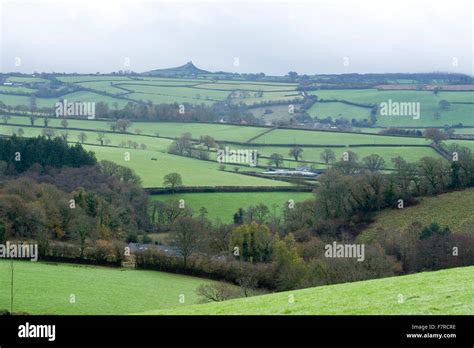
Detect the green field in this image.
<box><xmin>193</xmin><ymin>83</ymin><xmax>294</xmax><ymax>92</ymax></box>
<box><xmin>246</xmin><ymin>145</ymin><xmax>443</xmax><ymax>169</ymax></box>
<box><xmin>0</xmin><ymin>91</ymin><xmax>129</xmax><ymax>108</ymax></box>
<box><xmin>252</xmin><ymin>128</ymin><xmax>430</xmax><ymax>145</ymax></box>
<box><xmin>54</xmin><ymin>76</ymin><xmax>300</xmax><ymax>106</ymax></box>
<box><xmin>0</xmin><ymin>116</ymin><xmax>455</xmax><ymax>175</ymax></box>
<box><xmin>231</xmin><ymin>91</ymin><xmax>303</xmax><ymax>105</ymax></box>
<box><xmin>359</xmin><ymin>188</ymin><xmax>474</xmax><ymax>242</ymax></box>
<box><xmin>55</xmin><ymin>75</ymin><xmax>133</xmax><ymax>83</ymax></box>
<box><xmin>122</xmin><ymin>84</ymin><xmax>230</xmax><ymax>102</ymax></box>
<box><xmin>6</xmin><ymin>76</ymin><xmax>49</xmax><ymax>83</ymax></box>
<box><xmin>152</xmin><ymin>191</ymin><xmax>314</xmax><ymax>222</ymax></box>
<box><xmin>2</xmin><ymin>76</ymin><xmax>472</xmax><ymax>129</ymax></box>
<box><xmin>0</xmin><ymin>116</ymin><xmax>267</xmax><ymax>142</ymax></box>
<box><xmin>0</xmin><ymin>125</ymin><xmax>172</xmax><ymax>152</ymax></box>
<box><xmin>248</xmin><ymin>105</ymin><xmax>296</xmax><ymax>123</ymax></box>
<box><xmin>141</xmin><ymin>266</ymin><xmax>474</xmax><ymax>315</ymax></box>
<box><xmin>87</xmin><ymin>145</ymin><xmax>289</xmax><ymax>188</ymax></box>
<box><xmin>0</xmin><ymin>261</ymin><xmax>220</xmax><ymax>315</ymax></box>
<box><xmin>76</xmin><ymin>81</ymin><xmax>130</xmax><ymax>95</ymax></box>
<box><xmin>0</xmin><ymin>85</ymin><xmax>37</xmax><ymax>94</ymax></box>
<box><xmin>309</xmin><ymin>89</ymin><xmax>474</xmax><ymax>127</ymax></box>
<box><xmin>308</xmin><ymin>101</ymin><xmax>372</xmax><ymax>121</ymax></box>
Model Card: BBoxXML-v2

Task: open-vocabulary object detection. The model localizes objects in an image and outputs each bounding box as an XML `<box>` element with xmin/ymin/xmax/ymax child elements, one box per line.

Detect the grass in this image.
<box><xmin>140</xmin><ymin>266</ymin><xmax>474</xmax><ymax>315</ymax></box>
<box><xmin>231</xmin><ymin>91</ymin><xmax>303</xmax><ymax>105</ymax></box>
<box><xmin>0</xmin><ymin>116</ymin><xmax>267</xmax><ymax>142</ymax></box>
<box><xmin>359</xmin><ymin>188</ymin><xmax>474</xmax><ymax>242</ymax></box>
<box><xmin>249</xmin><ymin>105</ymin><xmax>300</xmax><ymax>123</ymax></box>
<box><xmin>253</xmin><ymin>128</ymin><xmax>430</xmax><ymax>145</ymax></box>
<box><xmin>127</xmin><ymin>92</ymin><xmax>216</xmax><ymax>105</ymax></box>
<box><xmin>87</xmin><ymin>145</ymin><xmax>290</xmax><ymax>188</ymax></box>
<box><xmin>308</xmin><ymin>101</ymin><xmax>371</xmax><ymax>121</ymax></box>
<box><xmin>6</xmin><ymin>76</ymin><xmax>49</xmax><ymax>83</ymax></box>
<box><xmin>76</xmin><ymin>81</ymin><xmax>130</xmax><ymax>95</ymax></box>
<box><xmin>151</xmin><ymin>191</ymin><xmax>314</xmax><ymax>222</ymax></box>
<box><xmin>0</xmin><ymin>91</ymin><xmax>129</xmax><ymax>108</ymax></box>
<box><xmin>0</xmin><ymin>260</ymin><xmax>220</xmax><ymax>315</ymax></box>
<box><xmin>0</xmin><ymin>85</ymin><xmax>37</xmax><ymax>94</ymax></box>
<box><xmin>0</xmin><ymin>124</ymin><xmax>173</xmax><ymax>151</ymax></box>
<box><xmin>193</xmin><ymin>83</ymin><xmax>294</xmax><ymax>91</ymax></box>
<box><xmin>56</xmin><ymin>75</ymin><xmax>133</xmax><ymax>83</ymax></box>
<box><xmin>120</xmin><ymin>84</ymin><xmax>230</xmax><ymax>103</ymax></box>
<box><xmin>308</xmin><ymin>89</ymin><xmax>474</xmax><ymax>127</ymax></box>
<box><xmin>246</xmin><ymin>146</ymin><xmax>443</xmax><ymax>169</ymax></box>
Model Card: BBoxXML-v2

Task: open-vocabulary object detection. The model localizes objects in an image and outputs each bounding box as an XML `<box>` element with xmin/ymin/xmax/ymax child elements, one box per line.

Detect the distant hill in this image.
<box><xmin>142</xmin><ymin>61</ymin><xmax>211</xmax><ymax>77</ymax></box>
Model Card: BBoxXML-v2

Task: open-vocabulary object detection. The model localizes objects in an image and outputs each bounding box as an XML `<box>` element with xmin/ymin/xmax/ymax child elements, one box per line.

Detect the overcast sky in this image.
<box><xmin>0</xmin><ymin>0</ymin><xmax>472</xmax><ymax>75</ymax></box>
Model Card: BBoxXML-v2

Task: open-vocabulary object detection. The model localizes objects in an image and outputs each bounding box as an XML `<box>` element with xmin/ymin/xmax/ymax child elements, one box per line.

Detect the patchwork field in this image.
<box><xmin>152</xmin><ymin>191</ymin><xmax>314</xmax><ymax>222</ymax></box>
<box><xmin>244</xmin><ymin>145</ymin><xmax>443</xmax><ymax>169</ymax></box>
<box><xmin>309</xmin><ymin>89</ymin><xmax>474</xmax><ymax>127</ymax></box>
<box><xmin>0</xmin><ymin>116</ymin><xmax>268</xmax><ymax>142</ymax></box>
<box><xmin>0</xmin><ymin>261</ymin><xmax>220</xmax><ymax>315</ymax></box>
<box><xmin>0</xmin><ymin>116</ymin><xmax>462</xmax><ymax>177</ymax></box>
<box><xmin>86</xmin><ymin>145</ymin><xmax>289</xmax><ymax>188</ymax></box>
<box><xmin>0</xmin><ymin>91</ymin><xmax>130</xmax><ymax>108</ymax></box>
<box><xmin>141</xmin><ymin>266</ymin><xmax>474</xmax><ymax>315</ymax></box>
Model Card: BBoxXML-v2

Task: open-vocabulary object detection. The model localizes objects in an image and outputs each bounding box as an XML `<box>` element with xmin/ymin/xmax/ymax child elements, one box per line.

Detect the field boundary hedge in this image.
<box><xmin>145</xmin><ymin>185</ymin><xmax>314</xmax><ymax>194</ymax></box>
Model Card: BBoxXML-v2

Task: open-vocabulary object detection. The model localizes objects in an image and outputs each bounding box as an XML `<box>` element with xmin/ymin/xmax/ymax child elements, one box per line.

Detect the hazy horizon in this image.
<box><xmin>1</xmin><ymin>0</ymin><xmax>473</xmax><ymax>75</ymax></box>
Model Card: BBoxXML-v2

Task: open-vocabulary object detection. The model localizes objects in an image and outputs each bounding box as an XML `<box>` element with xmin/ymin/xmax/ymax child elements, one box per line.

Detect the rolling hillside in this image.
<box><xmin>140</xmin><ymin>266</ymin><xmax>474</xmax><ymax>315</ymax></box>
<box><xmin>359</xmin><ymin>188</ymin><xmax>474</xmax><ymax>242</ymax></box>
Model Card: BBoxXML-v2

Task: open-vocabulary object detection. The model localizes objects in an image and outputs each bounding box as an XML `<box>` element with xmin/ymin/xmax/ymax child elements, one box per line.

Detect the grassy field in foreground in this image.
<box><xmin>152</xmin><ymin>191</ymin><xmax>314</xmax><ymax>222</ymax></box>
<box><xmin>0</xmin><ymin>261</ymin><xmax>219</xmax><ymax>315</ymax></box>
<box><xmin>359</xmin><ymin>188</ymin><xmax>474</xmax><ymax>242</ymax></box>
<box><xmin>141</xmin><ymin>266</ymin><xmax>474</xmax><ymax>315</ymax></box>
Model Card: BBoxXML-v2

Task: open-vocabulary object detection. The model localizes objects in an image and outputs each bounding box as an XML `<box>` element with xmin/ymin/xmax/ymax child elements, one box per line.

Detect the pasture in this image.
<box><xmin>141</xmin><ymin>266</ymin><xmax>474</xmax><ymax>315</ymax></box>
<box><xmin>308</xmin><ymin>101</ymin><xmax>371</xmax><ymax>121</ymax></box>
<box><xmin>0</xmin><ymin>91</ymin><xmax>130</xmax><ymax>109</ymax></box>
<box><xmin>252</xmin><ymin>128</ymin><xmax>430</xmax><ymax>145</ymax></box>
<box><xmin>0</xmin><ymin>115</ymin><xmax>267</xmax><ymax>142</ymax></box>
<box><xmin>246</xmin><ymin>145</ymin><xmax>443</xmax><ymax>169</ymax></box>
<box><xmin>86</xmin><ymin>145</ymin><xmax>290</xmax><ymax>188</ymax></box>
<box><xmin>359</xmin><ymin>188</ymin><xmax>474</xmax><ymax>242</ymax></box>
<box><xmin>308</xmin><ymin>89</ymin><xmax>474</xmax><ymax>127</ymax></box>
<box><xmin>152</xmin><ymin>191</ymin><xmax>314</xmax><ymax>222</ymax></box>
<box><xmin>0</xmin><ymin>260</ymin><xmax>219</xmax><ymax>315</ymax></box>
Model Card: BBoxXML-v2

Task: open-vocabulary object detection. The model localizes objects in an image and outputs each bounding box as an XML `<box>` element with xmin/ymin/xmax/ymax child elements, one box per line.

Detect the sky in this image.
<box><xmin>0</xmin><ymin>0</ymin><xmax>472</xmax><ymax>75</ymax></box>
